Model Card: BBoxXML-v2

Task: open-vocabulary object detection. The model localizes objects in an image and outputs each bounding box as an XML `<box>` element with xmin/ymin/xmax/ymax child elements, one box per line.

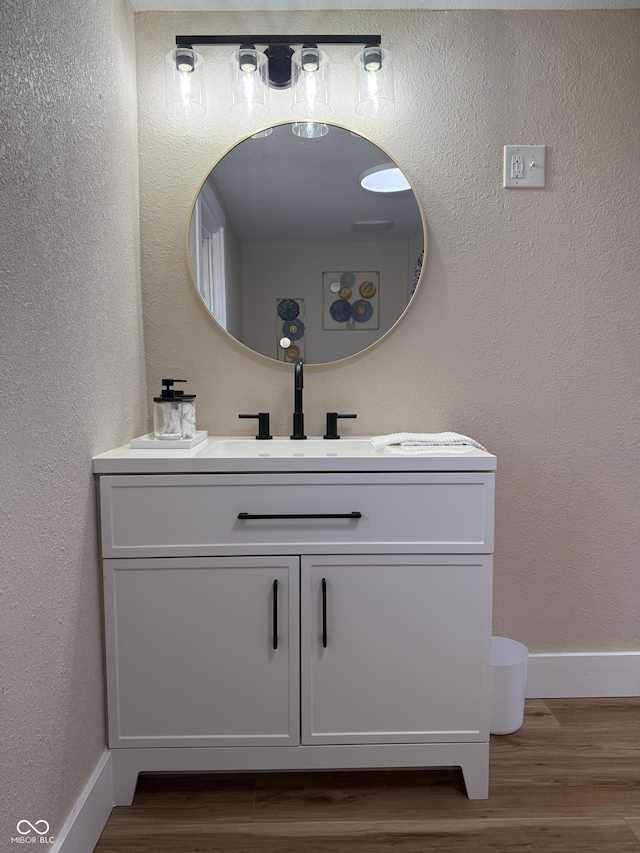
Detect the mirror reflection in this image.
<box><xmin>189</xmin><ymin>122</ymin><xmax>424</xmax><ymax>365</ymax></box>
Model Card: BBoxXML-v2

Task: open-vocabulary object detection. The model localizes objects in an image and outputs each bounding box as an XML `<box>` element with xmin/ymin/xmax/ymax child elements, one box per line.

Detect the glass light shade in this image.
<box><xmin>250</xmin><ymin>127</ymin><xmax>274</xmax><ymax>139</ymax></box>
<box><xmin>230</xmin><ymin>48</ymin><xmax>269</xmax><ymax>117</ymax></box>
<box><xmin>355</xmin><ymin>46</ymin><xmax>394</xmax><ymax>117</ymax></box>
<box><xmin>291</xmin><ymin>48</ymin><xmax>330</xmax><ymax>117</ymax></box>
<box><xmin>291</xmin><ymin>122</ymin><xmax>329</xmax><ymax>139</ymax></box>
<box><xmin>166</xmin><ymin>48</ymin><xmax>206</xmax><ymax>117</ymax></box>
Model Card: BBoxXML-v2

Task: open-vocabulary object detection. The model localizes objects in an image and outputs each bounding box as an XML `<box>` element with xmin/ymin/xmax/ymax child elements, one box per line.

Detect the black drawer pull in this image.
<box><xmin>238</xmin><ymin>512</ymin><xmax>362</xmax><ymax>520</ymax></box>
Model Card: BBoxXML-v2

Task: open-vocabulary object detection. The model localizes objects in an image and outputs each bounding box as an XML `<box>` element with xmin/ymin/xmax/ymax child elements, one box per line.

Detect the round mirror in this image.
<box><xmin>189</xmin><ymin>122</ymin><xmax>425</xmax><ymax>365</ymax></box>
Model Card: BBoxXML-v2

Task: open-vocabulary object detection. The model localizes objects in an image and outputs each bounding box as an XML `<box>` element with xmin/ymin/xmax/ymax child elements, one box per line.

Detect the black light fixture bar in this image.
<box><xmin>175</xmin><ymin>35</ymin><xmax>381</xmax><ymax>48</ymax></box>
<box><xmin>172</xmin><ymin>34</ymin><xmax>385</xmax><ymax>97</ymax></box>
<box><xmin>167</xmin><ymin>32</ymin><xmax>393</xmax><ymax>116</ymax></box>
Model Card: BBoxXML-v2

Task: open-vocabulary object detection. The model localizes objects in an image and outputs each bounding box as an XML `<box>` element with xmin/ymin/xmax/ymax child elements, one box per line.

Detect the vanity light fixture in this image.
<box><xmin>291</xmin><ymin>44</ymin><xmax>330</xmax><ymax>120</ymax></box>
<box><xmin>170</xmin><ymin>34</ymin><xmax>393</xmax><ymax>119</ymax></box>
<box><xmin>230</xmin><ymin>45</ymin><xmax>269</xmax><ymax>116</ymax></box>
<box><xmin>359</xmin><ymin>164</ymin><xmax>411</xmax><ymax>193</ymax></box>
<box><xmin>355</xmin><ymin>46</ymin><xmax>394</xmax><ymax>117</ymax></box>
<box><xmin>166</xmin><ymin>45</ymin><xmax>206</xmax><ymax>117</ymax></box>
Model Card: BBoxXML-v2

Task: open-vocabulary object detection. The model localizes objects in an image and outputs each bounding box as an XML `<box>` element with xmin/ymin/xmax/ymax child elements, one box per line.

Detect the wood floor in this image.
<box><xmin>94</xmin><ymin>699</ymin><xmax>640</xmax><ymax>852</ymax></box>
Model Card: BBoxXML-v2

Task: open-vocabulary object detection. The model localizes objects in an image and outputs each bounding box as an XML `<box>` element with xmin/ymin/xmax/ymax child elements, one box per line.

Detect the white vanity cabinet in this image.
<box><xmin>94</xmin><ymin>450</ymin><xmax>496</xmax><ymax>804</ymax></box>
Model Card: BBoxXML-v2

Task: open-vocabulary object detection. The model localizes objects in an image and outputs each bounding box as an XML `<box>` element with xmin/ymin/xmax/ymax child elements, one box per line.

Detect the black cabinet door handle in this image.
<box><xmin>272</xmin><ymin>579</ymin><xmax>278</xmax><ymax>650</ymax></box>
<box><xmin>321</xmin><ymin>577</ymin><xmax>328</xmax><ymax>649</ymax></box>
<box><xmin>238</xmin><ymin>512</ymin><xmax>361</xmax><ymax>520</ymax></box>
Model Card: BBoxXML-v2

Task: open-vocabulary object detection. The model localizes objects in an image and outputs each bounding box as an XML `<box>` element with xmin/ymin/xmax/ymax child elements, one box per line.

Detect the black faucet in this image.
<box><xmin>291</xmin><ymin>359</ymin><xmax>307</xmax><ymax>440</ymax></box>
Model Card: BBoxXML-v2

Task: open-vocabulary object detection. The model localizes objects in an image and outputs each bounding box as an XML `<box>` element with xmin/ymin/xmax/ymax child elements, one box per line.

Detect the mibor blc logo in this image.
<box><xmin>11</xmin><ymin>820</ymin><xmax>55</xmax><ymax>845</ymax></box>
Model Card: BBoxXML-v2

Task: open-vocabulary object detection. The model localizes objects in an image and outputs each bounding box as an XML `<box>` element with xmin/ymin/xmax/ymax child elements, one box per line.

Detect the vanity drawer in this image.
<box><xmin>99</xmin><ymin>473</ymin><xmax>494</xmax><ymax>558</ymax></box>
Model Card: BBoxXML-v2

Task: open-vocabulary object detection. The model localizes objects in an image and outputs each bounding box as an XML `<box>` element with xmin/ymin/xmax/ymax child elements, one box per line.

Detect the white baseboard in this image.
<box><xmin>526</xmin><ymin>651</ymin><xmax>640</xmax><ymax>698</ymax></box>
<box><xmin>50</xmin><ymin>751</ymin><xmax>113</xmax><ymax>853</ymax></box>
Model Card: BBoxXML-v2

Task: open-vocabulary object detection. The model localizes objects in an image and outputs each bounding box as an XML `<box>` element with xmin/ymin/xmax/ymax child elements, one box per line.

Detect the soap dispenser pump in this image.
<box><xmin>153</xmin><ymin>379</ymin><xmax>186</xmax><ymax>440</ymax></box>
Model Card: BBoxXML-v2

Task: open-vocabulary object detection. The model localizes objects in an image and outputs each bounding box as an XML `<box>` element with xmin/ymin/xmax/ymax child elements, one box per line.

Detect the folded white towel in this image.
<box><xmin>370</xmin><ymin>432</ymin><xmax>487</xmax><ymax>452</ymax></box>
<box><xmin>383</xmin><ymin>444</ymin><xmax>475</xmax><ymax>456</ymax></box>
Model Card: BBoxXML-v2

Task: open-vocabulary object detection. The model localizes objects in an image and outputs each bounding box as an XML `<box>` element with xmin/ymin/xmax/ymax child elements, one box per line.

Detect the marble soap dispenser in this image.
<box><xmin>153</xmin><ymin>379</ymin><xmax>186</xmax><ymax>440</ymax></box>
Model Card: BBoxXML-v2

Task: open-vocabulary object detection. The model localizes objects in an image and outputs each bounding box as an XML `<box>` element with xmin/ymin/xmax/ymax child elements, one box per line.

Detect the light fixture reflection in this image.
<box><xmin>352</xmin><ymin>220</ymin><xmax>394</xmax><ymax>232</ymax></box>
<box><xmin>292</xmin><ymin>122</ymin><xmax>329</xmax><ymax>139</ymax></box>
<box><xmin>359</xmin><ymin>164</ymin><xmax>410</xmax><ymax>193</ymax></box>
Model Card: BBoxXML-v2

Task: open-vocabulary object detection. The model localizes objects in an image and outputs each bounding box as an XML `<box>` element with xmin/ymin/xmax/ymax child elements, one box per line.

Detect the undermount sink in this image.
<box><xmin>203</xmin><ymin>437</ymin><xmax>377</xmax><ymax>458</ymax></box>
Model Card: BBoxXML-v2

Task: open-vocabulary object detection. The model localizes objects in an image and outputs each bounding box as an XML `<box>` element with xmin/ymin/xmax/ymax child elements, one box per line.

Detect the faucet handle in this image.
<box><xmin>324</xmin><ymin>413</ymin><xmax>357</xmax><ymax>440</ymax></box>
<box><xmin>239</xmin><ymin>413</ymin><xmax>272</xmax><ymax>440</ymax></box>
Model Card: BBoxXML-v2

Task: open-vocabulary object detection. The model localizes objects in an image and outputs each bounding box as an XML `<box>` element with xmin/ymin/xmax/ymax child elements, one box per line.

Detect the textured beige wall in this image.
<box><xmin>0</xmin><ymin>0</ymin><xmax>146</xmax><ymax>842</ymax></box>
<box><xmin>136</xmin><ymin>9</ymin><xmax>640</xmax><ymax>655</ymax></box>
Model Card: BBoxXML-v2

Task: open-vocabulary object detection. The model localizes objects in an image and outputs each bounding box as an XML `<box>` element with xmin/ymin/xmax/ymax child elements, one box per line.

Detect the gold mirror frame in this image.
<box><xmin>187</xmin><ymin>120</ymin><xmax>427</xmax><ymax>366</ymax></box>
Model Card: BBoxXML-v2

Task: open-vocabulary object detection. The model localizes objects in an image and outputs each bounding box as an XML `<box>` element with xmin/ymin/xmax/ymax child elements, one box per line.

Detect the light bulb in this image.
<box><xmin>363</xmin><ymin>47</ymin><xmax>382</xmax><ymax>72</ymax></box>
<box><xmin>301</xmin><ymin>46</ymin><xmax>320</xmax><ymax>72</ymax></box>
<box><xmin>175</xmin><ymin>48</ymin><xmax>195</xmax><ymax>73</ymax></box>
<box><xmin>238</xmin><ymin>45</ymin><xmax>258</xmax><ymax>73</ymax></box>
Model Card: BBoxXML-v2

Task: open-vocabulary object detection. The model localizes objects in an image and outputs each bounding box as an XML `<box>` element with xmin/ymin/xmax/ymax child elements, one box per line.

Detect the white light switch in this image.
<box><xmin>503</xmin><ymin>145</ymin><xmax>546</xmax><ymax>188</ymax></box>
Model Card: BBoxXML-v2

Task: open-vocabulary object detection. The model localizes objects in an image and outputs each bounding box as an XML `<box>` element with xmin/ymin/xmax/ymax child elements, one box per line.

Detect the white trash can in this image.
<box><xmin>490</xmin><ymin>636</ymin><xmax>529</xmax><ymax>735</ymax></box>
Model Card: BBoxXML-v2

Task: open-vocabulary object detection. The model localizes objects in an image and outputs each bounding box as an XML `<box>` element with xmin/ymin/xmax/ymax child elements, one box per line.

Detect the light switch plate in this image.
<box><xmin>503</xmin><ymin>145</ymin><xmax>546</xmax><ymax>188</ymax></box>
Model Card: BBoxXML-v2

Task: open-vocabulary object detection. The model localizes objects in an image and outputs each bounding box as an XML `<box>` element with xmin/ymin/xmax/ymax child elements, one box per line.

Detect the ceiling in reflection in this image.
<box><xmin>209</xmin><ymin>124</ymin><xmax>422</xmax><ymax>243</ymax></box>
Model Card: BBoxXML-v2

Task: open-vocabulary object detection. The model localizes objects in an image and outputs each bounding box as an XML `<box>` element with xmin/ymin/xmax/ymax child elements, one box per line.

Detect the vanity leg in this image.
<box><xmin>111</xmin><ymin>752</ymin><xmax>140</xmax><ymax>806</ymax></box>
<box><xmin>460</xmin><ymin>744</ymin><xmax>489</xmax><ymax>799</ymax></box>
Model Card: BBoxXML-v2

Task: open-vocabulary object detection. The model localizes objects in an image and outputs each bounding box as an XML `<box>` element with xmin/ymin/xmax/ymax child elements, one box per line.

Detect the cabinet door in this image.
<box><xmin>301</xmin><ymin>555</ymin><xmax>492</xmax><ymax>745</ymax></box>
<box><xmin>104</xmin><ymin>557</ymin><xmax>299</xmax><ymax>747</ymax></box>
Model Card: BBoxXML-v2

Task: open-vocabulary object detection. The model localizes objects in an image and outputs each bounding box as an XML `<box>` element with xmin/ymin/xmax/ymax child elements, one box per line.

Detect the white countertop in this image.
<box><xmin>93</xmin><ymin>436</ymin><xmax>497</xmax><ymax>474</ymax></box>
